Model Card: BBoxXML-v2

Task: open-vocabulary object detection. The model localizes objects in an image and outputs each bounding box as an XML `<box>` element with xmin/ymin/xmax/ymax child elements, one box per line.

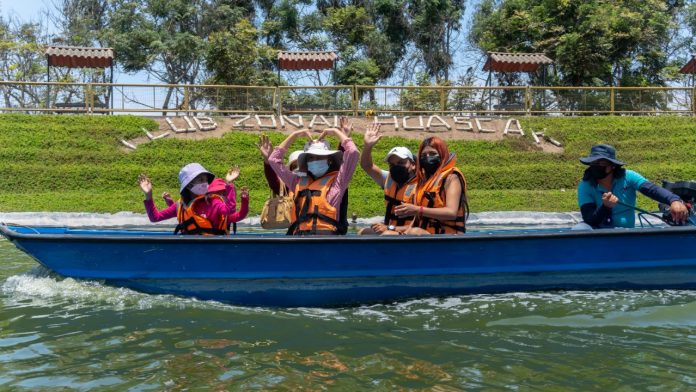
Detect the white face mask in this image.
<box><xmin>307</xmin><ymin>160</ymin><xmax>329</xmax><ymax>177</ymax></box>
<box><xmin>189</xmin><ymin>182</ymin><xmax>208</xmax><ymax>195</ymax></box>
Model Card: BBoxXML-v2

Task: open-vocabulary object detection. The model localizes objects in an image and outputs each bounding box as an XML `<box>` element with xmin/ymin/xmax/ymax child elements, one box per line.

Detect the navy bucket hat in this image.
<box><xmin>579</xmin><ymin>144</ymin><xmax>625</xmax><ymax>166</ymax></box>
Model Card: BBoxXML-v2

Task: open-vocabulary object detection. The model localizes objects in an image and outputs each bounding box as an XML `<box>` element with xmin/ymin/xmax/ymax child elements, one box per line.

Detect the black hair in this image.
<box><xmin>582</xmin><ymin>165</ymin><xmax>626</xmax><ymax>183</ymax></box>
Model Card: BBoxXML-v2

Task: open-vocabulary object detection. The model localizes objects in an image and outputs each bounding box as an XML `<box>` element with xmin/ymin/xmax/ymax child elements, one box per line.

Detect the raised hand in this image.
<box><xmin>138</xmin><ymin>174</ymin><xmax>153</xmax><ymax>199</ymax></box>
<box><xmin>239</xmin><ymin>186</ymin><xmax>249</xmax><ymax>199</ymax></box>
<box><xmin>257</xmin><ymin>134</ymin><xmax>273</xmax><ymax>162</ymax></box>
<box><xmin>226</xmin><ymin>165</ymin><xmax>240</xmax><ymax>183</ymax></box>
<box><xmin>339</xmin><ymin>116</ymin><xmax>353</xmax><ymax>138</ymax></box>
<box><xmin>363</xmin><ymin>122</ymin><xmax>382</xmax><ymax>148</ymax></box>
<box><xmin>317</xmin><ymin>127</ymin><xmax>346</xmax><ymax>142</ymax></box>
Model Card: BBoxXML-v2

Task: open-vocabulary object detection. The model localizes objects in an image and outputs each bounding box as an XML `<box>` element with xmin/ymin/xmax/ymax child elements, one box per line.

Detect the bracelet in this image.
<box><xmin>419</xmin><ymin>206</ymin><xmax>424</xmax><ymax>218</ymax></box>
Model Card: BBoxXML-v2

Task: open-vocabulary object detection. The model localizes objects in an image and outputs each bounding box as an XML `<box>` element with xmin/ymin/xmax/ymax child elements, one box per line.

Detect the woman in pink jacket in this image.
<box><xmin>138</xmin><ymin>163</ymin><xmax>248</xmax><ymax>235</ymax></box>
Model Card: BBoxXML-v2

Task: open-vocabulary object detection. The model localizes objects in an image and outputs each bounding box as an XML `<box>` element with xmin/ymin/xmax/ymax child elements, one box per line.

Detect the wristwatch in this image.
<box><xmin>388</xmin><ymin>225</ymin><xmax>396</xmax><ymax>231</ymax></box>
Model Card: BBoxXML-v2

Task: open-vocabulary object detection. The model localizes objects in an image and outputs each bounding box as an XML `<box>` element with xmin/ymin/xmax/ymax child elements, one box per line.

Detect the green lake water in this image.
<box><xmin>2</xmin><ymin>237</ymin><xmax>696</xmax><ymax>390</ymax></box>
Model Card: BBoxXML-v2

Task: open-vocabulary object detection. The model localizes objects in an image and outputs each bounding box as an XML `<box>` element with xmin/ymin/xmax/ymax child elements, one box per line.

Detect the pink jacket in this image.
<box><xmin>268</xmin><ymin>139</ymin><xmax>359</xmax><ymax>210</ymax></box>
<box><xmin>144</xmin><ymin>184</ymin><xmax>249</xmax><ymax>228</ymax></box>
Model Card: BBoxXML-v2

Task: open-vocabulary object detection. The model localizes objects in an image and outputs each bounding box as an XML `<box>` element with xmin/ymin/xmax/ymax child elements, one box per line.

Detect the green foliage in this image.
<box><xmin>205</xmin><ymin>19</ymin><xmax>278</xmax><ymax>88</ymax></box>
<box><xmin>470</xmin><ymin>0</ymin><xmax>675</xmax><ymax>87</ymax></box>
<box><xmin>1</xmin><ymin>114</ymin><xmax>695</xmax><ymax>217</ymax></box>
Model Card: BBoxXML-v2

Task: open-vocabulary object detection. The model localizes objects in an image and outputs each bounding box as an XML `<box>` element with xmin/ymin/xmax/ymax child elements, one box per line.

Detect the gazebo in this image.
<box><xmin>45</xmin><ymin>45</ymin><xmax>115</xmax><ymax>111</ymax></box>
<box><xmin>679</xmin><ymin>54</ymin><xmax>696</xmax><ymax>87</ymax></box>
<box><xmin>483</xmin><ymin>52</ymin><xmax>554</xmax><ymax>111</ymax></box>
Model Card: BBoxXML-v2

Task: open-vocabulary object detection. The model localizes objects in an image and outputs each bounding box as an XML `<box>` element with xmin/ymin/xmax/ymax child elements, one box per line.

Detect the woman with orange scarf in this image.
<box><xmin>391</xmin><ymin>136</ymin><xmax>469</xmax><ymax>235</ymax></box>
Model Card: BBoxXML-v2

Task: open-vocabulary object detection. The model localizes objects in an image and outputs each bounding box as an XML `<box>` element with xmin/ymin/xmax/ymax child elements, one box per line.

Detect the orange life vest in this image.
<box><xmin>290</xmin><ymin>172</ymin><xmax>340</xmax><ymax>235</ymax></box>
<box><xmin>383</xmin><ymin>174</ymin><xmax>418</xmax><ymax>226</ymax></box>
<box><xmin>413</xmin><ymin>155</ymin><xmax>468</xmax><ymax>234</ymax></box>
<box><xmin>174</xmin><ymin>194</ymin><xmax>229</xmax><ymax>235</ymax></box>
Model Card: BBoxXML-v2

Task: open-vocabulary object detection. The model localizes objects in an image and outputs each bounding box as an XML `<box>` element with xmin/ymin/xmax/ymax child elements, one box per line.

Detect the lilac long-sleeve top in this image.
<box><xmin>267</xmin><ymin>139</ymin><xmax>359</xmax><ymax>209</ymax></box>
<box><xmin>144</xmin><ymin>184</ymin><xmax>246</xmax><ymax>227</ymax></box>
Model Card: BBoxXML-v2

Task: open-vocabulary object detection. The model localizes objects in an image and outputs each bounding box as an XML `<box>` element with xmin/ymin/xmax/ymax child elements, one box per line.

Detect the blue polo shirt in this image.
<box><xmin>577</xmin><ymin>169</ymin><xmax>648</xmax><ymax>228</ymax></box>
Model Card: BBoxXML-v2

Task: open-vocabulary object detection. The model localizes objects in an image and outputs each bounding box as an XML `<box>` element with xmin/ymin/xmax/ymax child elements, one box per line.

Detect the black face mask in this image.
<box><xmin>389</xmin><ymin>164</ymin><xmax>411</xmax><ymax>184</ymax></box>
<box><xmin>589</xmin><ymin>165</ymin><xmax>610</xmax><ymax>180</ymax></box>
<box><xmin>420</xmin><ymin>155</ymin><xmax>441</xmax><ymax>175</ymax></box>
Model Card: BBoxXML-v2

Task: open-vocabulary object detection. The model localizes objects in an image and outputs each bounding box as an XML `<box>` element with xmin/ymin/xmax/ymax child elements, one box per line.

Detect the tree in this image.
<box><xmin>469</xmin><ymin>0</ymin><xmax>676</xmax><ymax>87</ymax></box>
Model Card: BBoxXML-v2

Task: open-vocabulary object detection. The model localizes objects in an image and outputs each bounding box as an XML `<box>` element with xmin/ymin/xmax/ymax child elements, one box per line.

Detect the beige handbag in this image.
<box><xmin>260</xmin><ymin>185</ymin><xmax>294</xmax><ymax>230</ymax></box>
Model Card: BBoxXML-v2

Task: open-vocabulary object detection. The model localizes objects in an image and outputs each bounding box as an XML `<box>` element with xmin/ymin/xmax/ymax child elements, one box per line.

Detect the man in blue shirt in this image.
<box><xmin>577</xmin><ymin>144</ymin><xmax>688</xmax><ymax>228</ymax></box>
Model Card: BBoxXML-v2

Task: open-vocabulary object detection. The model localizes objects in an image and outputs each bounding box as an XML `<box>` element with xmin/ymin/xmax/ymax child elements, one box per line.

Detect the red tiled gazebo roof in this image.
<box><xmin>483</xmin><ymin>52</ymin><xmax>553</xmax><ymax>73</ymax></box>
<box><xmin>45</xmin><ymin>46</ymin><xmax>114</xmax><ymax>68</ymax></box>
<box><xmin>278</xmin><ymin>51</ymin><xmax>337</xmax><ymax>71</ymax></box>
<box><xmin>679</xmin><ymin>54</ymin><xmax>696</xmax><ymax>74</ymax></box>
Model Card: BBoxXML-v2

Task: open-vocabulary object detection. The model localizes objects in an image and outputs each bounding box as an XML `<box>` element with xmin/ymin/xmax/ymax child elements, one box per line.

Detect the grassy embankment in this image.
<box><xmin>0</xmin><ymin>114</ymin><xmax>694</xmax><ymax>216</ymax></box>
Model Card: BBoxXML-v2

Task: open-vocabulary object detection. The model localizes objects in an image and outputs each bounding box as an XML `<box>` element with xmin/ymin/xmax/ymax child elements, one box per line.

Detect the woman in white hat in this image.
<box><xmin>138</xmin><ymin>163</ymin><xmax>242</xmax><ymax>235</ymax></box>
<box><xmin>262</xmin><ymin>118</ymin><xmax>358</xmax><ymax>235</ymax></box>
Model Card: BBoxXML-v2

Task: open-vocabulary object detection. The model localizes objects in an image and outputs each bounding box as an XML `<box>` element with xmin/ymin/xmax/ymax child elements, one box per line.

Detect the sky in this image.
<box><xmin>1</xmin><ymin>0</ymin><xmax>487</xmax><ymax>86</ymax></box>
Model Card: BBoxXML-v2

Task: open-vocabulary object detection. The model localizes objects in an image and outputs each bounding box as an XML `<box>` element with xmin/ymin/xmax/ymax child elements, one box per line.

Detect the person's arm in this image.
<box><xmin>580</xmin><ymin>202</ymin><xmax>612</xmax><ymax>227</ymax></box>
<box><xmin>360</xmin><ymin>122</ymin><xmax>386</xmax><ymax>187</ymax></box>
<box><xmin>326</xmin><ymin>135</ymin><xmax>359</xmax><ymax>207</ymax></box>
<box><xmin>639</xmin><ymin>181</ymin><xmax>681</xmax><ymax>205</ymax></box>
<box><xmin>139</xmin><ymin>174</ymin><xmax>177</xmax><ymax>222</ymax></box>
<box><xmin>264</xmin><ymin>162</ymin><xmax>282</xmax><ymax>195</ymax></box>
<box><xmin>258</xmin><ymin>135</ymin><xmax>282</xmax><ymax>194</ymax></box>
<box><xmin>144</xmin><ymin>199</ymin><xmax>178</xmax><ymax>222</ymax></box>
<box><xmin>638</xmin><ymin>182</ymin><xmax>689</xmax><ymax>223</ymax></box>
<box><xmin>268</xmin><ymin>130</ymin><xmax>312</xmax><ymax>190</ymax></box>
<box><xmin>392</xmin><ymin>173</ymin><xmax>462</xmax><ymax>221</ymax></box>
<box><xmin>229</xmin><ymin>188</ymin><xmax>250</xmax><ymax>223</ymax></box>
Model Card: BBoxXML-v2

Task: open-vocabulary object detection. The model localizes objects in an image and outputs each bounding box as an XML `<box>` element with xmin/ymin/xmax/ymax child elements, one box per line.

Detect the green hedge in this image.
<box><xmin>0</xmin><ymin>114</ymin><xmax>694</xmax><ymax>215</ymax></box>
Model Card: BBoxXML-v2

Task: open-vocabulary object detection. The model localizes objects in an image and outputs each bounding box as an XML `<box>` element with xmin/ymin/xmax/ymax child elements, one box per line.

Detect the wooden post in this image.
<box><xmin>353</xmin><ymin>85</ymin><xmax>358</xmax><ymax>117</ymax></box>
<box><xmin>525</xmin><ymin>86</ymin><xmax>531</xmax><ymax>116</ymax></box>
<box><xmin>610</xmin><ymin>86</ymin><xmax>615</xmax><ymax>115</ymax></box>
<box><xmin>440</xmin><ymin>86</ymin><xmax>446</xmax><ymax>115</ymax></box>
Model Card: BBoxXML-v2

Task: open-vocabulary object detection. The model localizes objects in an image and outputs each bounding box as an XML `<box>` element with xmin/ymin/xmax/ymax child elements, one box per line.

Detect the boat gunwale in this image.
<box><xmin>2</xmin><ymin>223</ymin><xmax>696</xmax><ymax>244</ymax></box>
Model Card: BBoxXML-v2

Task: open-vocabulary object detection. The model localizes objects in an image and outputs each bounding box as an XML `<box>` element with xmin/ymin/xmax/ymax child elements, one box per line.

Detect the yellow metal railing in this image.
<box><xmin>0</xmin><ymin>81</ymin><xmax>693</xmax><ymax>116</ymax></box>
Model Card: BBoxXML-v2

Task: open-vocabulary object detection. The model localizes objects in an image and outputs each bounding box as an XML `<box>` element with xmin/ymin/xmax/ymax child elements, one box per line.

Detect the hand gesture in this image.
<box><xmin>393</xmin><ymin>203</ymin><xmax>418</xmax><ymax>218</ymax></box>
<box><xmin>257</xmin><ymin>134</ymin><xmax>273</xmax><ymax>162</ymax></box>
<box><xmin>601</xmin><ymin>192</ymin><xmax>618</xmax><ymax>208</ymax></box>
<box><xmin>239</xmin><ymin>186</ymin><xmax>249</xmax><ymax>199</ymax></box>
<box><xmin>669</xmin><ymin>201</ymin><xmax>689</xmax><ymax>224</ymax></box>
<box><xmin>226</xmin><ymin>165</ymin><xmax>240</xmax><ymax>183</ymax></box>
<box><xmin>371</xmin><ymin>223</ymin><xmax>388</xmax><ymax>234</ymax></box>
<box><xmin>162</xmin><ymin>192</ymin><xmax>174</xmax><ymax>206</ymax></box>
<box><xmin>363</xmin><ymin>122</ymin><xmax>382</xmax><ymax>148</ymax></box>
<box><xmin>339</xmin><ymin>116</ymin><xmax>353</xmax><ymax>138</ymax></box>
<box><xmin>138</xmin><ymin>174</ymin><xmax>153</xmax><ymax>199</ymax></box>
<box><xmin>317</xmin><ymin>127</ymin><xmax>346</xmax><ymax>141</ymax></box>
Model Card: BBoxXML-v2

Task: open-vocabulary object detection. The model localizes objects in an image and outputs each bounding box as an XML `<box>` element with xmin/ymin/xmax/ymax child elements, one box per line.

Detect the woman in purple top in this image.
<box><xmin>261</xmin><ymin>118</ymin><xmax>359</xmax><ymax>235</ymax></box>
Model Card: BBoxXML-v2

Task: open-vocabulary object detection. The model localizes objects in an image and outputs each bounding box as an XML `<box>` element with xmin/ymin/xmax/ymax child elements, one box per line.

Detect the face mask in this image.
<box><xmin>589</xmin><ymin>165</ymin><xmax>610</xmax><ymax>180</ymax></box>
<box><xmin>420</xmin><ymin>155</ymin><xmax>441</xmax><ymax>175</ymax></box>
<box><xmin>307</xmin><ymin>160</ymin><xmax>329</xmax><ymax>177</ymax></box>
<box><xmin>189</xmin><ymin>182</ymin><xmax>209</xmax><ymax>195</ymax></box>
<box><xmin>389</xmin><ymin>164</ymin><xmax>411</xmax><ymax>184</ymax></box>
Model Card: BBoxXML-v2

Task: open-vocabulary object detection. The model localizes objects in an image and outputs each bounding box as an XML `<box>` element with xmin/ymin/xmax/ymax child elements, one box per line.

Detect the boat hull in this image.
<box><xmin>2</xmin><ymin>225</ymin><xmax>696</xmax><ymax>306</ymax></box>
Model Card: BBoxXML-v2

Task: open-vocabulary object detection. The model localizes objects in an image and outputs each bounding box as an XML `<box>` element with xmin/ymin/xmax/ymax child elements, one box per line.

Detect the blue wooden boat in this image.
<box><xmin>2</xmin><ymin>223</ymin><xmax>696</xmax><ymax>307</ymax></box>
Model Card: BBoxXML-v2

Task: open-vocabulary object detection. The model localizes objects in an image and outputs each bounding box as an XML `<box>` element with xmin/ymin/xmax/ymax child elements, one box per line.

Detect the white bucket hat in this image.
<box><xmin>288</xmin><ymin>150</ymin><xmax>303</xmax><ymax>166</ymax></box>
<box><xmin>384</xmin><ymin>146</ymin><xmax>415</xmax><ymax>162</ymax></box>
<box><xmin>178</xmin><ymin>163</ymin><xmax>213</xmax><ymax>193</ymax></box>
<box><xmin>298</xmin><ymin>140</ymin><xmax>343</xmax><ymax>170</ymax></box>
